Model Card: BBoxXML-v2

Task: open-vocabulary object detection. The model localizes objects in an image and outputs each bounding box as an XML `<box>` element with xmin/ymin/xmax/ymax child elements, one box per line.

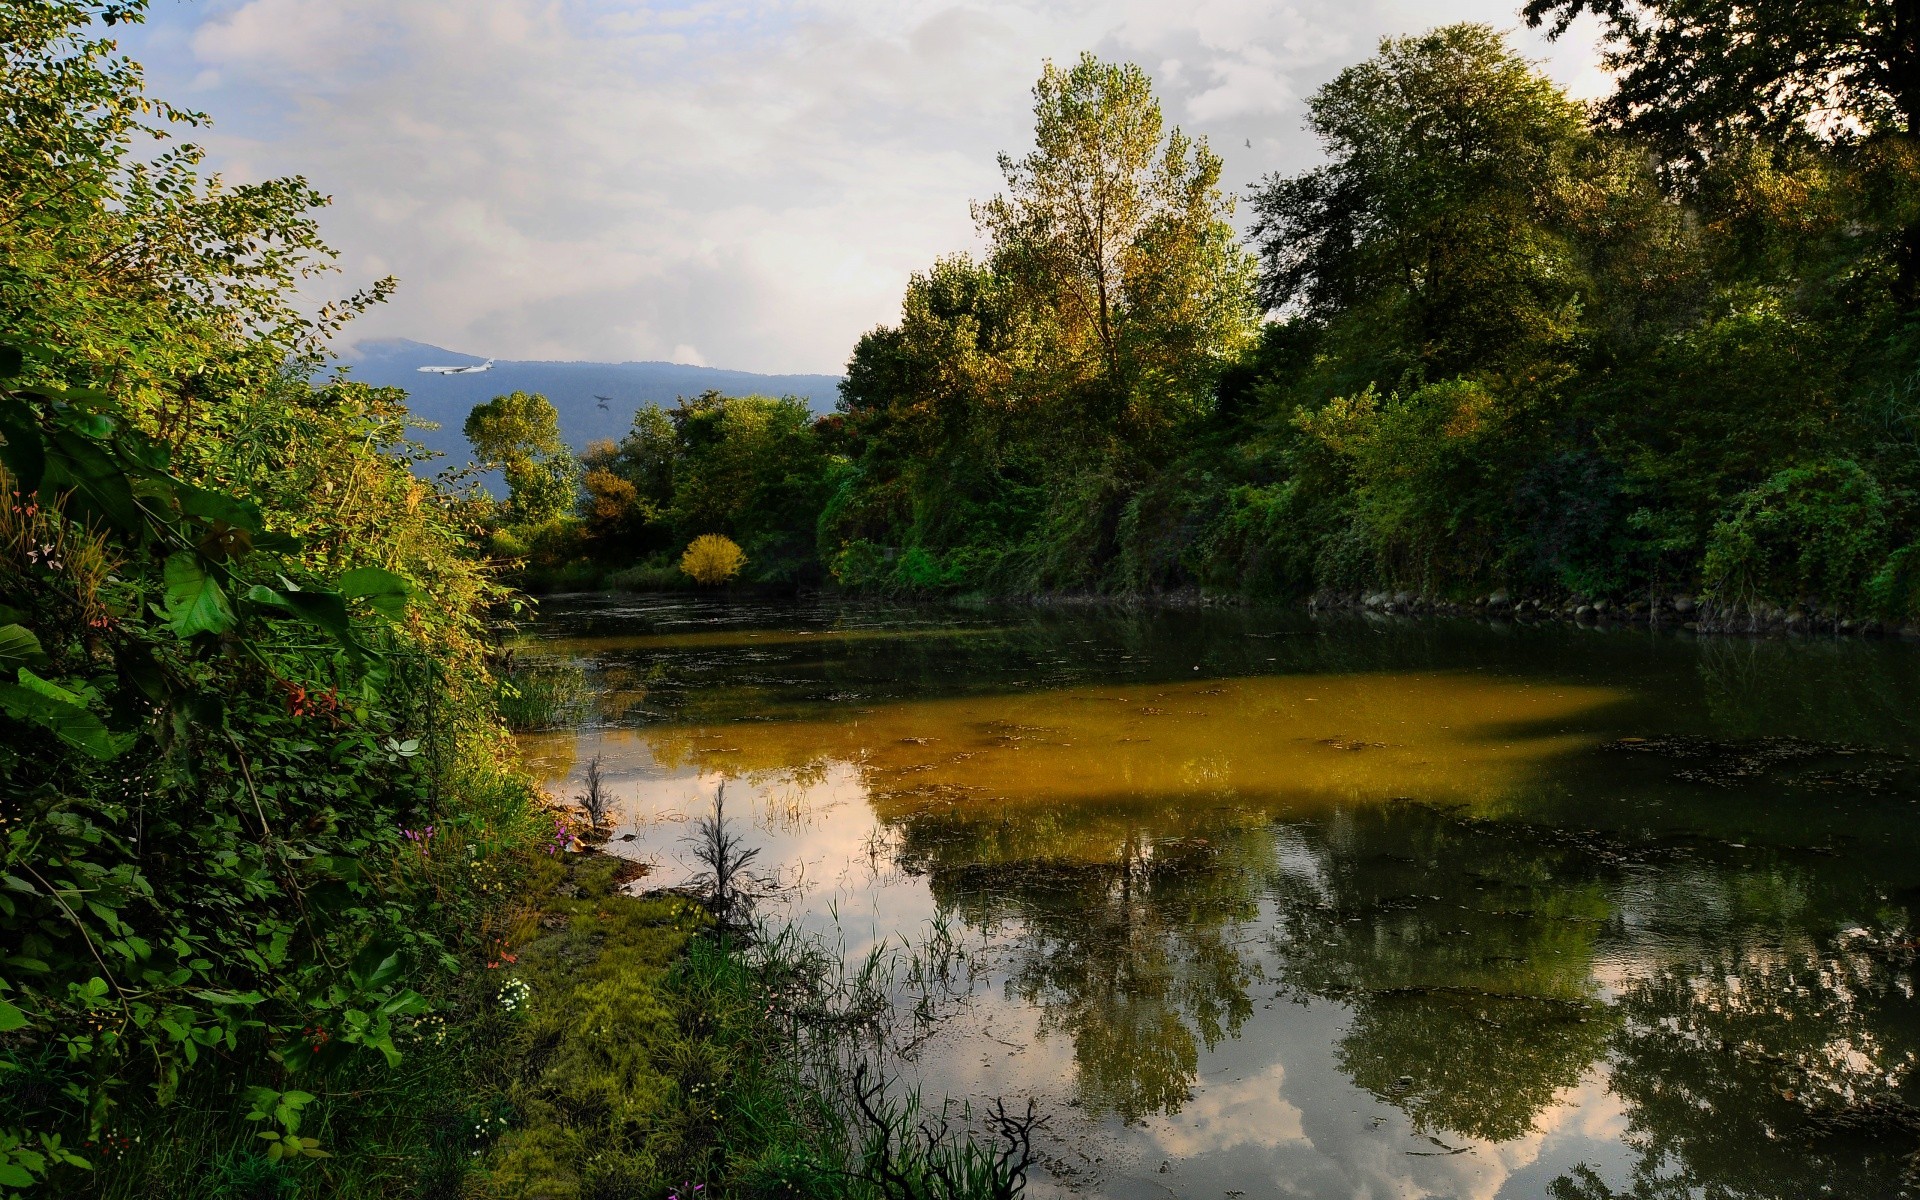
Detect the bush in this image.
<box><xmin>1702</xmin><ymin>458</ymin><xmax>1889</xmax><ymax>608</ymax></box>
<box><xmin>680</xmin><ymin>535</ymin><xmax>747</xmax><ymax>585</ymax></box>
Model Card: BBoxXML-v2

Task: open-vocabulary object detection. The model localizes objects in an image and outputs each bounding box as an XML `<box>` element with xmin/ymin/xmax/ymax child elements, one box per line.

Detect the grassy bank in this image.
<box><xmin>33</xmin><ymin>833</ymin><xmax>1034</xmax><ymax>1200</ymax></box>
<box><xmin>480</xmin><ymin>848</ymin><xmax>1037</xmax><ymax>1200</ymax></box>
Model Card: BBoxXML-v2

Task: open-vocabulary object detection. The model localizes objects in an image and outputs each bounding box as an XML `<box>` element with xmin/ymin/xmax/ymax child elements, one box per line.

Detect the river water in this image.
<box><xmin>516</xmin><ymin>593</ymin><xmax>1920</xmax><ymax>1200</ymax></box>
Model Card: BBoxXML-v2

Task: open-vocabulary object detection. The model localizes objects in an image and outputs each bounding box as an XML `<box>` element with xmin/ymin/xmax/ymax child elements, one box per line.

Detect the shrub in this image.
<box><xmin>680</xmin><ymin>535</ymin><xmax>747</xmax><ymax>585</ymax></box>
<box><xmin>1702</xmin><ymin>458</ymin><xmax>1889</xmax><ymax>608</ymax></box>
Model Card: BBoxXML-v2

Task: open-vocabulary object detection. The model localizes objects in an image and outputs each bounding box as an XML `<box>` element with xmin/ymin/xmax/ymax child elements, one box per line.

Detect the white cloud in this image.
<box><xmin>121</xmin><ymin>0</ymin><xmax>1607</xmax><ymax>374</ymax></box>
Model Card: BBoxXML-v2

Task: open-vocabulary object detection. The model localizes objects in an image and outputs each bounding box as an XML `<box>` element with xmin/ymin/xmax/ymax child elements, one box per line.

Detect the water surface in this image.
<box><xmin>518</xmin><ymin>595</ymin><xmax>1920</xmax><ymax>1200</ymax></box>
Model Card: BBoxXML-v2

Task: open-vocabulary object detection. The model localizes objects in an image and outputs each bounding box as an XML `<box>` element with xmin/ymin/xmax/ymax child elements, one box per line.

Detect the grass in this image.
<box><xmin>496</xmin><ymin>657</ymin><xmax>593</xmax><ymax>732</ymax></box>
<box><xmin>44</xmin><ymin>839</ymin><xmax>1034</xmax><ymax>1200</ymax></box>
<box><xmin>480</xmin><ymin>845</ymin><xmax>1040</xmax><ymax>1200</ymax></box>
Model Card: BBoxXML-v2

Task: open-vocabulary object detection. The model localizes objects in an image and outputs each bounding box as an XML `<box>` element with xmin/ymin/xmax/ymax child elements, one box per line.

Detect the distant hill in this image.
<box><xmin>331</xmin><ymin>339</ymin><xmax>843</xmax><ymax>473</ymax></box>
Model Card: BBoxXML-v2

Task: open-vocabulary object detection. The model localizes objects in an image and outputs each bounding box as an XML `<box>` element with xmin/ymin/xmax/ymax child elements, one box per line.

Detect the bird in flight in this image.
<box><xmin>417</xmin><ymin>359</ymin><xmax>495</xmax><ymax>375</ymax></box>
<box><xmin>594</xmin><ymin>394</ymin><xmax>613</xmax><ymax>410</ymax></box>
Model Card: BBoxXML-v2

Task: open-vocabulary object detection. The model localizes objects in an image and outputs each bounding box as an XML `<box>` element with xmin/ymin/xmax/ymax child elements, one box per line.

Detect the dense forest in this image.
<box><xmin>536</xmin><ymin>9</ymin><xmax>1920</xmax><ymax>630</ymax></box>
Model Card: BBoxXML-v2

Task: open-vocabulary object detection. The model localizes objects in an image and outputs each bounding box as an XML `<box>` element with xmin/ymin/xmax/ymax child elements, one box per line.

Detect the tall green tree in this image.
<box><xmin>975</xmin><ymin>52</ymin><xmax>1258</xmax><ymax>438</ymax></box>
<box><xmin>464</xmin><ymin>391</ymin><xmax>579</xmax><ymax>528</ymax></box>
<box><xmin>829</xmin><ymin>55</ymin><xmax>1257</xmax><ymax>593</ymax></box>
<box><xmin>1248</xmin><ymin>24</ymin><xmax>1595</xmax><ymax>381</ymax></box>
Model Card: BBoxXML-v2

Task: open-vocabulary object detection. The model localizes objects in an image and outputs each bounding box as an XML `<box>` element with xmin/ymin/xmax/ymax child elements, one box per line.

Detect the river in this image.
<box><xmin>515</xmin><ymin>593</ymin><xmax>1920</xmax><ymax>1200</ymax></box>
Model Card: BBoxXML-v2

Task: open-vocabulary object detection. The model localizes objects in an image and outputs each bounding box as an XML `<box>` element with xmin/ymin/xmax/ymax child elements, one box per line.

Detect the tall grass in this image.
<box><xmin>495</xmin><ymin>656</ymin><xmax>592</xmax><ymax>731</ymax></box>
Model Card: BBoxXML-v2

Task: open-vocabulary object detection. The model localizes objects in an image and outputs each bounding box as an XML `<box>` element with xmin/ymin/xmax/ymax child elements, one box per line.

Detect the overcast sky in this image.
<box><xmin>120</xmin><ymin>0</ymin><xmax>1609</xmax><ymax>374</ymax></box>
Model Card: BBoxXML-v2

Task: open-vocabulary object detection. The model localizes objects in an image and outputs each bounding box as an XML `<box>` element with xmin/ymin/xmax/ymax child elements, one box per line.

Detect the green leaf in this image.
<box><xmin>283</xmin><ymin>591</ymin><xmax>361</xmax><ymax>654</ymax></box>
<box><xmin>0</xmin><ymin>1163</ymin><xmax>36</xmax><ymax>1187</ymax></box>
<box><xmin>42</xmin><ymin>426</ymin><xmax>146</xmax><ymax>536</ymax></box>
<box><xmin>0</xmin><ymin>997</ymin><xmax>28</xmax><ymax>1031</ymax></box>
<box><xmin>161</xmin><ymin>553</ymin><xmax>235</xmax><ymax>637</ymax></box>
<box><xmin>0</xmin><ymin>400</ymin><xmax>45</xmax><ymax>495</ymax></box>
<box><xmin>16</xmin><ymin>667</ymin><xmax>82</xmax><ymax>706</ymax></box>
<box><xmin>338</xmin><ymin>567</ymin><xmax>412</xmax><ymax>618</ymax></box>
<box><xmin>175</xmin><ymin>481</ymin><xmax>265</xmax><ymax>534</ymax></box>
<box><xmin>0</xmin><ymin>677</ymin><xmax>129</xmax><ymax>759</ymax></box>
<box><xmin>349</xmin><ymin>943</ymin><xmax>404</xmax><ymax>991</ymax></box>
<box><xmin>0</xmin><ymin>625</ymin><xmax>47</xmax><ymax>670</ymax></box>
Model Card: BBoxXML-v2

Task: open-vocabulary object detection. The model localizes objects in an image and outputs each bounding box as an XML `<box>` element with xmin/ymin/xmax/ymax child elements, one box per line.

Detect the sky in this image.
<box><xmin>120</xmin><ymin>0</ymin><xmax>1610</xmax><ymax>375</ymax></box>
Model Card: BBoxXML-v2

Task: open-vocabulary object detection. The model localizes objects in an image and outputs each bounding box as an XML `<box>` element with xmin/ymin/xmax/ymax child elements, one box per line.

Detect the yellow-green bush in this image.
<box><xmin>681</xmin><ymin>534</ymin><xmax>748</xmax><ymax>585</ymax></box>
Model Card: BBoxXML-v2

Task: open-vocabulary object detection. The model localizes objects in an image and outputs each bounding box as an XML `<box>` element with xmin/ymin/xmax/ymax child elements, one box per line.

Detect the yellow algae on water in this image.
<box><xmin>524</xmin><ymin>671</ymin><xmax>1622</xmax><ymax>856</ymax></box>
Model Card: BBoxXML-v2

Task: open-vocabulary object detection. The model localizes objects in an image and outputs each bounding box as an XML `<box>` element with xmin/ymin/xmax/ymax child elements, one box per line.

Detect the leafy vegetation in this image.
<box><xmin>0</xmin><ymin>5</ymin><xmax>1026</xmax><ymax>1199</ymax></box>
<box><xmin>681</xmin><ymin>535</ymin><xmax>748</xmax><ymax>586</ymax></box>
<box><xmin>557</xmin><ymin>15</ymin><xmax>1920</xmax><ymax>626</ymax></box>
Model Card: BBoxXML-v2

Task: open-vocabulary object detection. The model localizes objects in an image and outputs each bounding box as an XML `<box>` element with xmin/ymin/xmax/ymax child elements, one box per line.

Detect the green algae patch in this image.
<box><xmin>479</xmin><ymin>854</ymin><xmax>705</xmax><ymax>1198</ymax></box>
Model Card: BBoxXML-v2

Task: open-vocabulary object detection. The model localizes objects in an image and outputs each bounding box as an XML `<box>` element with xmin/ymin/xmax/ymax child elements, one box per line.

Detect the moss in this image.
<box><xmin>477</xmin><ymin>856</ymin><xmax>703</xmax><ymax>1199</ymax></box>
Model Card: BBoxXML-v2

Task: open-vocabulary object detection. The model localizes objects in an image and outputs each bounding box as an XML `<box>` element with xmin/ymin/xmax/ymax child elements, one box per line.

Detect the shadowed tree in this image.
<box><xmin>1524</xmin><ymin>0</ymin><xmax>1920</xmax><ymax>300</ymax></box>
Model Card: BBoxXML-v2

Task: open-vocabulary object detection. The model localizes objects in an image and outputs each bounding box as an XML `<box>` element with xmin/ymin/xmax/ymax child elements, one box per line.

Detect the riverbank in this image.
<box><xmin>478</xmin><ymin>846</ymin><xmax>1037</xmax><ymax>1200</ymax></box>
<box><xmin>1306</xmin><ymin>588</ymin><xmax>1920</xmax><ymax>639</ymax></box>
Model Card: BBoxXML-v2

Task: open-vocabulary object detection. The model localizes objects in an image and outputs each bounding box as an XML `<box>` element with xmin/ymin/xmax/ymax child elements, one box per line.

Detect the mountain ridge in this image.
<box><xmin>331</xmin><ymin>338</ymin><xmax>843</xmax><ymax>471</ymax></box>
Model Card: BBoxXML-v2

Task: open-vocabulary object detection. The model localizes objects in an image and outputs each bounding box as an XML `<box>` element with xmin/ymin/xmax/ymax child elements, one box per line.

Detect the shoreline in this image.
<box><xmin>533</xmin><ymin>580</ymin><xmax>1920</xmax><ymax>641</ymax></box>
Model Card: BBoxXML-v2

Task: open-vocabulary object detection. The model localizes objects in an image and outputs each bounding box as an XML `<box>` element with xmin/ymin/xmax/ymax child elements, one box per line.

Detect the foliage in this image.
<box><xmin>802</xmin><ymin>17</ymin><xmax>1920</xmax><ymax>615</ymax></box>
<box><xmin>577</xmin><ymin>393</ymin><xmax>832</xmax><ymax>587</ymax></box>
<box><xmin>483</xmin><ymin>854</ymin><xmax>1035</xmax><ymax>1200</ymax></box>
<box><xmin>1247</xmin><ymin>24</ymin><xmax>1592</xmax><ymax>380</ymax></box>
<box><xmin>680</xmin><ymin>535</ymin><xmax>748</xmax><ymax>586</ymax></box>
<box><xmin>1523</xmin><ymin>0</ymin><xmax>1920</xmax><ymax>298</ymax></box>
<box><xmin>1702</xmin><ymin>458</ymin><xmax>1890</xmax><ymax>608</ymax></box>
<box><xmin>0</xmin><ymin>3</ymin><xmax>540</xmax><ymax>1195</ymax></box>
<box><xmin>464</xmin><ymin>392</ymin><xmax>581</xmax><ymax>529</ymax></box>
<box><xmin>495</xmin><ymin>655</ymin><xmax>591</xmax><ymax>733</ymax></box>
<box><xmin>824</xmin><ymin>54</ymin><xmax>1258</xmax><ymax>595</ymax></box>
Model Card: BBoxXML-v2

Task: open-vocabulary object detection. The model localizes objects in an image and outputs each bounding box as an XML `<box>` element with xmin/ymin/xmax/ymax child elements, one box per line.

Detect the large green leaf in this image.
<box><xmin>0</xmin><ymin>625</ymin><xmax>47</xmax><ymax>670</ymax></box>
<box><xmin>14</xmin><ymin>668</ymin><xmax>82</xmax><ymax>706</ymax></box>
<box><xmin>244</xmin><ymin>584</ymin><xmax>361</xmax><ymax>655</ymax></box>
<box><xmin>161</xmin><ymin>553</ymin><xmax>235</xmax><ymax>638</ymax></box>
<box><xmin>42</xmin><ymin>426</ymin><xmax>146</xmax><ymax>536</ymax></box>
<box><xmin>0</xmin><ymin>672</ymin><xmax>129</xmax><ymax>760</ymax></box>
<box><xmin>0</xmin><ymin>398</ymin><xmax>45</xmax><ymax>495</ymax></box>
<box><xmin>0</xmin><ymin>997</ymin><xmax>27</xmax><ymax>1032</ymax></box>
<box><xmin>176</xmin><ymin>481</ymin><xmax>266</xmax><ymax>534</ymax></box>
<box><xmin>338</xmin><ymin>567</ymin><xmax>412</xmax><ymax>619</ymax></box>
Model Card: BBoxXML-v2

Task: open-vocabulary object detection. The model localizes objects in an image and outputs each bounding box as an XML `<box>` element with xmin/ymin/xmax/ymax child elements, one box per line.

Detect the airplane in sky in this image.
<box><xmin>417</xmin><ymin>359</ymin><xmax>495</xmax><ymax>375</ymax></box>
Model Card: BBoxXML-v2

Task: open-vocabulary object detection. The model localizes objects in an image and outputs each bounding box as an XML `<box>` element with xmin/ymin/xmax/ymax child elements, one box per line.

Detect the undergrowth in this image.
<box><xmin>478</xmin><ymin>852</ymin><xmax>1039</xmax><ymax>1200</ymax></box>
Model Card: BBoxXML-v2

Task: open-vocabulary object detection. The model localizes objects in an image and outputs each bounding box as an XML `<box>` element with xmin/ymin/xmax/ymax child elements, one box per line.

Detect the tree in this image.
<box><xmin>975</xmin><ymin>52</ymin><xmax>1257</xmax><ymax>434</ymax></box>
<box><xmin>665</xmin><ymin>391</ymin><xmax>835</xmax><ymax>577</ymax></box>
<box><xmin>463</xmin><ymin>391</ymin><xmax>579</xmax><ymax>527</ymax></box>
<box><xmin>1524</xmin><ymin>0</ymin><xmax>1920</xmax><ymax>298</ymax></box>
<box><xmin>1248</xmin><ymin>24</ymin><xmax>1594</xmax><ymax>380</ymax></box>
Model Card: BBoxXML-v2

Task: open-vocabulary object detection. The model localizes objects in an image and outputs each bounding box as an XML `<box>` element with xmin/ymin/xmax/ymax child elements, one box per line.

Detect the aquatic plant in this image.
<box><xmin>686</xmin><ymin>782</ymin><xmax>765</xmax><ymax>930</ymax></box>
<box><xmin>575</xmin><ymin>753</ymin><xmax>617</xmax><ymax>833</ymax></box>
<box><xmin>495</xmin><ymin>655</ymin><xmax>593</xmax><ymax>731</ymax></box>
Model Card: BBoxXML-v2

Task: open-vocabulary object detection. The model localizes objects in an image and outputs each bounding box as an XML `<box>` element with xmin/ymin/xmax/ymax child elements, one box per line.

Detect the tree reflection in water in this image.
<box><xmin>908</xmin><ymin>818</ymin><xmax>1265</xmax><ymax>1121</ymax></box>
<box><xmin>887</xmin><ymin>793</ymin><xmax>1920</xmax><ymax>1194</ymax></box>
<box><xmin>1554</xmin><ymin>928</ymin><xmax>1920</xmax><ymax>1198</ymax></box>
